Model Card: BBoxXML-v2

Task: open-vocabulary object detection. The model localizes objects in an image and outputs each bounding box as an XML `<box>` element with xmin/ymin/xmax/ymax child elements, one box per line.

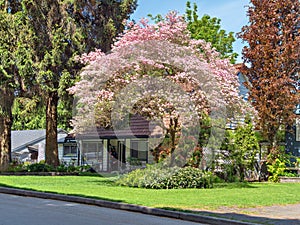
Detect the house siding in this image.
<box><xmin>286</xmin><ymin>125</ymin><xmax>300</xmax><ymax>163</ymax></box>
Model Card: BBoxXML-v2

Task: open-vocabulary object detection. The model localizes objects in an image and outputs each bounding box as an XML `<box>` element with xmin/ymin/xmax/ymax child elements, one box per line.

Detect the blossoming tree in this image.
<box><xmin>70</xmin><ymin>12</ymin><xmax>248</xmax><ymax>168</ymax></box>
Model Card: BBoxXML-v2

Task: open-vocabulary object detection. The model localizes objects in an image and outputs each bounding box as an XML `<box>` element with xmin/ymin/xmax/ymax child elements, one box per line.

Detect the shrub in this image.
<box><xmin>267</xmin><ymin>158</ymin><xmax>286</xmax><ymax>182</ymax></box>
<box><xmin>4</xmin><ymin>161</ymin><xmax>99</xmax><ymax>175</ymax></box>
<box><xmin>27</xmin><ymin>162</ymin><xmax>54</xmax><ymax>172</ymax></box>
<box><xmin>6</xmin><ymin>161</ymin><xmax>28</xmax><ymax>172</ymax></box>
<box><xmin>116</xmin><ymin>165</ymin><xmax>214</xmax><ymax>189</ymax></box>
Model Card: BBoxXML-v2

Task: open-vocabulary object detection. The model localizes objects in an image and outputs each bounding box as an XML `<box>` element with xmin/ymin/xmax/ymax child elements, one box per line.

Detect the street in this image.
<box><xmin>0</xmin><ymin>193</ymin><xmax>206</xmax><ymax>225</ymax></box>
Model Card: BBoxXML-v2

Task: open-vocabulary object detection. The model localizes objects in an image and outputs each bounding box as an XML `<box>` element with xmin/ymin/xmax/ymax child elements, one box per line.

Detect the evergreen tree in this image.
<box><xmin>20</xmin><ymin>0</ymin><xmax>84</xmax><ymax>166</ymax></box>
<box><xmin>4</xmin><ymin>1</ymin><xmax>137</xmax><ymax>168</ymax></box>
<box><xmin>0</xmin><ymin>1</ymin><xmax>34</xmax><ymax>170</ymax></box>
<box><xmin>21</xmin><ymin>0</ymin><xmax>137</xmax><ymax>166</ymax></box>
<box><xmin>68</xmin><ymin>0</ymin><xmax>137</xmax><ymax>53</ymax></box>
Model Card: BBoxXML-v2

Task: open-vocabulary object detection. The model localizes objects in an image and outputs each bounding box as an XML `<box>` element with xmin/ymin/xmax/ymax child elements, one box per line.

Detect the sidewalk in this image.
<box><xmin>0</xmin><ymin>186</ymin><xmax>299</xmax><ymax>225</ymax></box>
<box><xmin>191</xmin><ymin>204</ymin><xmax>300</xmax><ymax>225</ymax></box>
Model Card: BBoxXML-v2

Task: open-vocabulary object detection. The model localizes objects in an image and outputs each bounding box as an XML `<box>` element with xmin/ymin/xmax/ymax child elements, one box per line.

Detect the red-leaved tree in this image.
<box><xmin>238</xmin><ymin>0</ymin><xmax>300</xmax><ymax>161</ymax></box>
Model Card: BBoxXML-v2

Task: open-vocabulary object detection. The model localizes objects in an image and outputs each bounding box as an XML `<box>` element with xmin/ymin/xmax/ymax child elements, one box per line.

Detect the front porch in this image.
<box><xmin>77</xmin><ymin>138</ymin><xmax>152</xmax><ymax>173</ymax></box>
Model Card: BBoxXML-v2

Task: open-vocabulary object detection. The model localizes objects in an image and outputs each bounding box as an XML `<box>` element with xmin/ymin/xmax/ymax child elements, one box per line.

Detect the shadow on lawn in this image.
<box><xmin>213</xmin><ymin>182</ymin><xmax>258</xmax><ymax>189</ymax></box>
<box><xmin>86</xmin><ymin>179</ymin><xmax>116</xmax><ymax>186</ymax></box>
<box><xmin>161</xmin><ymin>207</ymin><xmax>300</xmax><ymax>225</ymax></box>
<box><xmin>0</xmin><ymin>183</ymin><xmax>123</xmax><ymax>203</ymax></box>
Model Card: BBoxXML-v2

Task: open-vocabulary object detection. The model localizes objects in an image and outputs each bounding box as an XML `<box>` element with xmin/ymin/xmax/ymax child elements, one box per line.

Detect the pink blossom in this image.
<box><xmin>70</xmin><ymin>12</ymin><xmax>251</xmax><ymax>134</ymax></box>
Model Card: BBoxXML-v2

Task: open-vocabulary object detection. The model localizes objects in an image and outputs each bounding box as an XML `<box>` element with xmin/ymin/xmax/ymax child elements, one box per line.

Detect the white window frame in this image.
<box><xmin>63</xmin><ymin>143</ymin><xmax>77</xmax><ymax>157</ymax></box>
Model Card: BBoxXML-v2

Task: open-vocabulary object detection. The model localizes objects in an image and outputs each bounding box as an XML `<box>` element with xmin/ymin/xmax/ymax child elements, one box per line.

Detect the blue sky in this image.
<box><xmin>131</xmin><ymin>0</ymin><xmax>250</xmax><ymax>63</ymax></box>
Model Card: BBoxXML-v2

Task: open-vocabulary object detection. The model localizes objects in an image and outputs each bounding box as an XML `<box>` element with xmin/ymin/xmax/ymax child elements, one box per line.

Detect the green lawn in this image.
<box><xmin>0</xmin><ymin>176</ymin><xmax>300</xmax><ymax>211</ymax></box>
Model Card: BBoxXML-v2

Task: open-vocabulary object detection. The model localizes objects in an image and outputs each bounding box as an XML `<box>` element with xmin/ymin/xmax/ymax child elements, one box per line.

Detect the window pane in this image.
<box><xmin>138</xmin><ymin>150</ymin><xmax>147</xmax><ymax>160</ymax></box>
<box><xmin>296</xmin><ymin>118</ymin><xmax>300</xmax><ymax>142</ymax></box>
<box><xmin>130</xmin><ymin>141</ymin><xmax>147</xmax><ymax>161</ymax></box>
<box><xmin>83</xmin><ymin>142</ymin><xmax>103</xmax><ymax>161</ymax></box>
<box><xmin>131</xmin><ymin>141</ymin><xmax>138</xmax><ymax>158</ymax></box>
<box><xmin>63</xmin><ymin>144</ymin><xmax>77</xmax><ymax>157</ymax></box>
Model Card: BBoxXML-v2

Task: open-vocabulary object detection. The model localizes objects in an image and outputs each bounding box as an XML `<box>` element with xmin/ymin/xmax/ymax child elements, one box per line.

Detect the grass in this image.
<box><xmin>0</xmin><ymin>176</ymin><xmax>300</xmax><ymax>211</ymax></box>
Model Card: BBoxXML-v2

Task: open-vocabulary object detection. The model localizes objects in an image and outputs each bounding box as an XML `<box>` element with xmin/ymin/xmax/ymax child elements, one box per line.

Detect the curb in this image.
<box><xmin>0</xmin><ymin>186</ymin><xmax>258</xmax><ymax>225</ymax></box>
<box><xmin>0</xmin><ymin>172</ymin><xmax>79</xmax><ymax>176</ymax></box>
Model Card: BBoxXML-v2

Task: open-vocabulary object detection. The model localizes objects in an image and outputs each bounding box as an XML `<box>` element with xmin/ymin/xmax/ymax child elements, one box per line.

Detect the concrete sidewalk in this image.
<box><xmin>0</xmin><ymin>186</ymin><xmax>299</xmax><ymax>225</ymax></box>
<box><xmin>190</xmin><ymin>205</ymin><xmax>300</xmax><ymax>225</ymax></box>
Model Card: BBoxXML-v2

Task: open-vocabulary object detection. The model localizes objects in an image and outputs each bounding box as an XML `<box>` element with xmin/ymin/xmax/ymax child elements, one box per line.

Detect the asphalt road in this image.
<box><xmin>0</xmin><ymin>193</ymin><xmax>207</xmax><ymax>225</ymax></box>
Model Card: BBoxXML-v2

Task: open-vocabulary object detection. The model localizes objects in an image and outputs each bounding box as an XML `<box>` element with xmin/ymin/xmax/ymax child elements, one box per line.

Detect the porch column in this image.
<box><xmin>103</xmin><ymin>139</ymin><xmax>108</xmax><ymax>171</ymax></box>
<box><xmin>78</xmin><ymin>140</ymin><xmax>82</xmax><ymax>165</ymax></box>
<box><xmin>125</xmin><ymin>139</ymin><xmax>131</xmax><ymax>160</ymax></box>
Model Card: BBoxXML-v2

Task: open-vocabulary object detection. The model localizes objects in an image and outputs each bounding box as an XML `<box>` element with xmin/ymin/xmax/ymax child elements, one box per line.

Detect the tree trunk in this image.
<box><xmin>0</xmin><ymin>88</ymin><xmax>14</xmax><ymax>171</ymax></box>
<box><xmin>267</xmin><ymin>134</ymin><xmax>280</xmax><ymax>164</ymax></box>
<box><xmin>45</xmin><ymin>91</ymin><xmax>59</xmax><ymax>166</ymax></box>
<box><xmin>169</xmin><ymin>116</ymin><xmax>179</xmax><ymax>167</ymax></box>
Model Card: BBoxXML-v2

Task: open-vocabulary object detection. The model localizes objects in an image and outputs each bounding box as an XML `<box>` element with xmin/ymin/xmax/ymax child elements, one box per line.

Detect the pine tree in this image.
<box><xmin>0</xmin><ymin>2</ymin><xmax>34</xmax><ymax>170</ymax></box>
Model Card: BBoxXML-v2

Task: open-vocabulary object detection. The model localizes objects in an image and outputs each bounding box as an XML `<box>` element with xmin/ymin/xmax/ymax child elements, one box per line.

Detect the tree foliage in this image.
<box><xmin>20</xmin><ymin>0</ymin><xmax>85</xmax><ymax>166</ymax></box>
<box><xmin>3</xmin><ymin>0</ymin><xmax>137</xmax><ymax>168</ymax></box>
<box><xmin>12</xmin><ymin>97</ymin><xmax>46</xmax><ymax>130</ymax></box>
<box><xmin>67</xmin><ymin>0</ymin><xmax>137</xmax><ymax>53</ymax></box>
<box><xmin>185</xmin><ymin>1</ymin><xmax>237</xmax><ymax>63</ymax></box>
<box><xmin>238</xmin><ymin>0</ymin><xmax>300</xmax><ymax>161</ymax></box>
<box><xmin>220</xmin><ymin>117</ymin><xmax>259</xmax><ymax>181</ymax></box>
<box><xmin>11</xmin><ymin>1</ymin><xmax>137</xmax><ymax>133</ymax></box>
<box><xmin>0</xmin><ymin>2</ymin><xmax>34</xmax><ymax>170</ymax></box>
<box><xmin>70</xmin><ymin>12</ymin><xmax>245</xmax><ymax>167</ymax></box>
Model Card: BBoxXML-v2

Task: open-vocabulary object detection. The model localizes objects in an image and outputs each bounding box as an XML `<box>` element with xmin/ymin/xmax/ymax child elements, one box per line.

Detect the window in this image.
<box><xmin>63</xmin><ymin>144</ymin><xmax>77</xmax><ymax>157</ymax></box>
<box><xmin>82</xmin><ymin>142</ymin><xmax>103</xmax><ymax>161</ymax></box>
<box><xmin>296</xmin><ymin>104</ymin><xmax>300</xmax><ymax>115</ymax></box>
<box><xmin>130</xmin><ymin>140</ymin><xmax>148</xmax><ymax>161</ymax></box>
<box><xmin>296</xmin><ymin>118</ymin><xmax>300</xmax><ymax>141</ymax></box>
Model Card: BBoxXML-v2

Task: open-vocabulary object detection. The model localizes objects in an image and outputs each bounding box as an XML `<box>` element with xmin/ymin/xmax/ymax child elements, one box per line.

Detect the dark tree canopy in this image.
<box><xmin>238</xmin><ymin>0</ymin><xmax>300</xmax><ymax>160</ymax></box>
<box><xmin>67</xmin><ymin>0</ymin><xmax>137</xmax><ymax>53</ymax></box>
<box><xmin>0</xmin><ymin>1</ymin><xmax>34</xmax><ymax>170</ymax></box>
<box><xmin>0</xmin><ymin>0</ymin><xmax>137</xmax><ymax>168</ymax></box>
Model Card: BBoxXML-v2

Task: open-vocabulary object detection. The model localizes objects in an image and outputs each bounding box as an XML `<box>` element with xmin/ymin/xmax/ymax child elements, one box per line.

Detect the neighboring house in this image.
<box><xmin>232</xmin><ymin>64</ymin><xmax>300</xmax><ymax>163</ymax></box>
<box><xmin>11</xmin><ymin>129</ymin><xmax>68</xmax><ymax>163</ymax></box>
<box><xmin>285</xmin><ymin>18</ymin><xmax>299</xmax><ymax>161</ymax></box>
<box><xmin>286</xmin><ymin>122</ymin><xmax>300</xmax><ymax>161</ymax></box>
<box><xmin>285</xmin><ymin>71</ymin><xmax>300</xmax><ymax>162</ymax></box>
<box><xmin>226</xmin><ymin>64</ymin><xmax>250</xmax><ymax>130</ymax></box>
<box><xmin>75</xmin><ymin>114</ymin><xmax>163</xmax><ymax>172</ymax></box>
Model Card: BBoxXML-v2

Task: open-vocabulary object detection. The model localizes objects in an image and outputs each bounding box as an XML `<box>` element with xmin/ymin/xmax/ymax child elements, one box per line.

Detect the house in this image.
<box><xmin>286</xmin><ymin>73</ymin><xmax>300</xmax><ymax>162</ymax></box>
<box><xmin>286</xmin><ymin>126</ymin><xmax>300</xmax><ymax>162</ymax></box>
<box><xmin>226</xmin><ymin>63</ymin><xmax>250</xmax><ymax>130</ymax></box>
<box><xmin>233</xmin><ymin>64</ymin><xmax>300</xmax><ymax>164</ymax></box>
<box><xmin>75</xmin><ymin>114</ymin><xmax>163</xmax><ymax>172</ymax></box>
<box><xmin>11</xmin><ymin>129</ymin><xmax>69</xmax><ymax>163</ymax></box>
<box><xmin>286</xmin><ymin>20</ymin><xmax>300</xmax><ymax>161</ymax></box>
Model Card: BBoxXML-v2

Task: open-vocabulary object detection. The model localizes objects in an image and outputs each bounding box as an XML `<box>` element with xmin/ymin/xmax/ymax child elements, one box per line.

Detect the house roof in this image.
<box><xmin>12</xmin><ymin>130</ymin><xmax>46</xmax><ymax>152</ymax></box>
<box><xmin>11</xmin><ymin>129</ymin><xmax>67</xmax><ymax>152</ymax></box>
<box><xmin>77</xmin><ymin>114</ymin><xmax>163</xmax><ymax>140</ymax></box>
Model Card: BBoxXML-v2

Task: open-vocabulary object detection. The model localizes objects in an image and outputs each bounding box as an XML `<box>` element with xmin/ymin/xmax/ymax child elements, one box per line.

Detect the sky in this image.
<box><xmin>131</xmin><ymin>0</ymin><xmax>250</xmax><ymax>63</ymax></box>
